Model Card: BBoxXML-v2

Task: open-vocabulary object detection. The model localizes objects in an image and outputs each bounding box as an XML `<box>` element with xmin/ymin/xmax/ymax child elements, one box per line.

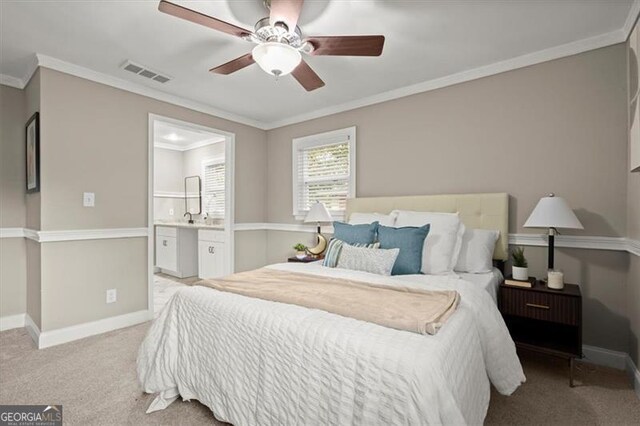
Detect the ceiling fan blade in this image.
<box><xmin>210</xmin><ymin>53</ymin><xmax>255</xmax><ymax>75</ymax></box>
<box><xmin>305</xmin><ymin>35</ymin><xmax>385</xmax><ymax>56</ymax></box>
<box><xmin>158</xmin><ymin>0</ymin><xmax>252</xmax><ymax>39</ymax></box>
<box><xmin>269</xmin><ymin>0</ymin><xmax>304</xmax><ymax>32</ymax></box>
<box><xmin>291</xmin><ymin>60</ymin><xmax>325</xmax><ymax>92</ymax></box>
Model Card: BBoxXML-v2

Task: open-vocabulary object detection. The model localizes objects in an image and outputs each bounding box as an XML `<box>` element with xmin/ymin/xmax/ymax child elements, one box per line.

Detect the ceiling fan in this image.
<box><xmin>158</xmin><ymin>0</ymin><xmax>385</xmax><ymax>91</ymax></box>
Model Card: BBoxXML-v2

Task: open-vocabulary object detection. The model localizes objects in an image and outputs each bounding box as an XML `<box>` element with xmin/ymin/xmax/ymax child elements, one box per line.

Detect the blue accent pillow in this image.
<box><xmin>377</xmin><ymin>224</ymin><xmax>430</xmax><ymax>275</ymax></box>
<box><xmin>332</xmin><ymin>221</ymin><xmax>379</xmax><ymax>245</ymax></box>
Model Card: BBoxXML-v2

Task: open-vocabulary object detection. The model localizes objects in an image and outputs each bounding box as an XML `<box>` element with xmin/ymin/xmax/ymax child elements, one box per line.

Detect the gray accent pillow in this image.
<box><xmin>336</xmin><ymin>244</ymin><xmax>400</xmax><ymax>276</ymax></box>
<box><xmin>323</xmin><ymin>239</ymin><xmax>380</xmax><ymax>268</ymax></box>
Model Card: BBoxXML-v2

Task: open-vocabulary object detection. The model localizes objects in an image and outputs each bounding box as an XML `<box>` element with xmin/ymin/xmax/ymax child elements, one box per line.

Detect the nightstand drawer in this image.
<box><xmin>500</xmin><ymin>287</ymin><xmax>579</xmax><ymax>325</ymax></box>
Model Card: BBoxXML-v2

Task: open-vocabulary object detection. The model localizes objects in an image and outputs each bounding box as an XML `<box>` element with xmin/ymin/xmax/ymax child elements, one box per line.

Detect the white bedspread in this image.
<box><xmin>137</xmin><ymin>263</ymin><xmax>525</xmax><ymax>425</ymax></box>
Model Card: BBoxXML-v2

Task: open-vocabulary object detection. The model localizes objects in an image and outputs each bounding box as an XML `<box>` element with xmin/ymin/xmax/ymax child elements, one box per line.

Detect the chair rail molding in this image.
<box><xmin>0</xmin><ymin>227</ymin><xmax>148</xmax><ymax>243</ymax></box>
<box><xmin>231</xmin><ymin>224</ymin><xmax>640</xmax><ymax>256</ymax></box>
<box><xmin>0</xmin><ymin>227</ymin><xmax>26</xmax><ymax>238</ymax></box>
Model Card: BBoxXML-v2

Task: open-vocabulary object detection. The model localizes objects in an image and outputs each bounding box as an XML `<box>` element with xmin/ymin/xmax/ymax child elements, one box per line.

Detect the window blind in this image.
<box><xmin>203</xmin><ymin>162</ymin><xmax>225</xmax><ymax>218</ymax></box>
<box><xmin>295</xmin><ymin>141</ymin><xmax>351</xmax><ymax>215</ymax></box>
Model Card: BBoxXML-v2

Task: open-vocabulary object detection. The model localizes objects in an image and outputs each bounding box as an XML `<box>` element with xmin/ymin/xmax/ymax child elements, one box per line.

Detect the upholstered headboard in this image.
<box><xmin>345</xmin><ymin>193</ymin><xmax>509</xmax><ymax>260</ymax></box>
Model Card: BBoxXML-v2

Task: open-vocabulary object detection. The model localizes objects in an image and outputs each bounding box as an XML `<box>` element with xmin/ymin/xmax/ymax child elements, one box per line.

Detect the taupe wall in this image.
<box><xmin>267</xmin><ymin>44</ymin><xmax>628</xmax><ymax>235</ymax></box>
<box><xmin>0</xmin><ymin>67</ymin><xmax>267</xmax><ymax>331</ymax></box>
<box><xmin>1</xmin><ymin>41</ymin><xmax>637</xmax><ymax>356</ymax></box>
<box><xmin>40</xmin><ymin>68</ymin><xmax>266</xmax><ymax>231</ymax></box>
<box><xmin>629</xmin><ymin>256</ymin><xmax>640</xmax><ymax>364</ymax></box>
<box><xmin>24</xmin><ymin>71</ymin><xmax>41</xmax><ymax>328</ymax></box>
<box><xmin>0</xmin><ymin>85</ymin><xmax>27</xmax><ymax>318</ymax></box>
<box><xmin>265</xmin><ymin>44</ymin><xmax>633</xmax><ymax>352</ymax></box>
<box><xmin>627</xmin><ymin>53</ymin><xmax>640</xmax><ymax>363</ymax></box>
<box><xmin>24</xmin><ymin>70</ymin><xmax>40</xmax><ymax>231</ymax></box>
<box><xmin>1</xmin><ymin>85</ymin><xmax>26</xmax><ymax>228</ymax></box>
<box><xmin>40</xmin><ymin>238</ymin><xmax>147</xmax><ymax>330</ymax></box>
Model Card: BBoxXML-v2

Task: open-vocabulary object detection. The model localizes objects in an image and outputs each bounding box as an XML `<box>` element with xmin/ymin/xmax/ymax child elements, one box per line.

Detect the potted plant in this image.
<box><xmin>511</xmin><ymin>246</ymin><xmax>529</xmax><ymax>281</ymax></box>
<box><xmin>293</xmin><ymin>243</ymin><xmax>307</xmax><ymax>259</ymax></box>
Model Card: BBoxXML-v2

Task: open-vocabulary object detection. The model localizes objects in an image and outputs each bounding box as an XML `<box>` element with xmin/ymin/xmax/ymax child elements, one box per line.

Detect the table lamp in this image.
<box><xmin>524</xmin><ymin>193</ymin><xmax>584</xmax><ymax>270</ymax></box>
<box><xmin>304</xmin><ymin>202</ymin><xmax>333</xmax><ymax>256</ymax></box>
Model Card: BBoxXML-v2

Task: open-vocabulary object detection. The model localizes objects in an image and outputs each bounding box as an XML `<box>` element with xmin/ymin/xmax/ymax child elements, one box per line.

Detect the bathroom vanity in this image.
<box><xmin>155</xmin><ymin>223</ymin><xmax>227</xmax><ymax>279</ymax></box>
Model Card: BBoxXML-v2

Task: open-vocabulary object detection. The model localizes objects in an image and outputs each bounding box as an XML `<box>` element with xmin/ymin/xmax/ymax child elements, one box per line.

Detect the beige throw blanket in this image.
<box><xmin>197</xmin><ymin>268</ymin><xmax>460</xmax><ymax>335</ymax></box>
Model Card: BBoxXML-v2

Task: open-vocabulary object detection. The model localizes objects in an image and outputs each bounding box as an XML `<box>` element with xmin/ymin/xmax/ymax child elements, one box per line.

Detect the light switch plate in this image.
<box><xmin>106</xmin><ymin>288</ymin><xmax>117</xmax><ymax>304</ymax></box>
<box><xmin>83</xmin><ymin>192</ymin><xmax>95</xmax><ymax>207</ymax></box>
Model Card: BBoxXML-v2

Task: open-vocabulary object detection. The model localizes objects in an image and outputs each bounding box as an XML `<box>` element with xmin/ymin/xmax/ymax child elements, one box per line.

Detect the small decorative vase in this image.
<box><xmin>512</xmin><ymin>266</ymin><xmax>529</xmax><ymax>281</ymax></box>
<box><xmin>296</xmin><ymin>251</ymin><xmax>306</xmax><ymax>259</ymax></box>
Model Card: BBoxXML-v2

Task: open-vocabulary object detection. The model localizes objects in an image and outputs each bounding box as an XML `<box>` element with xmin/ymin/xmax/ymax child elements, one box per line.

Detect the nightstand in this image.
<box><xmin>499</xmin><ymin>280</ymin><xmax>582</xmax><ymax>386</ymax></box>
<box><xmin>287</xmin><ymin>255</ymin><xmax>324</xmax><ymax>263</ymax></box>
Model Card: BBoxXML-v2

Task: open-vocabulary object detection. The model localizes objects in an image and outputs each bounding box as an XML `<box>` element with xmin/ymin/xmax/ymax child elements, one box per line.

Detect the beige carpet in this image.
<box><xmin>1</xmin><ymin>323</ymin><xmax>638</xmax><ymax>425</ymax></box>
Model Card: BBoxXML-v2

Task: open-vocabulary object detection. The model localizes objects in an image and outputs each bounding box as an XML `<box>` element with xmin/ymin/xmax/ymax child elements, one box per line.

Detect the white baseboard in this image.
<box><xmin>582</xmin><ymin>344</ymin><xmax>640</xmax><ymax>400</ymax></box>
<box><xmin>582</xmin><ymin>345</ymin><xmax>629</xmax><ymax>370</ymax></box>
<box><xmin>627</xmin><ymin>356</ymin><xmax>640</xmax><ymax>400</ymax></box>
<box><xmin>25</xmin><ymin>314</ymin><xmax>41</xmax><ymax>346</ymax></box>
<box><xmin>36</xmin><ymin>310</ymin><xmax>152</xmax><ymax>349</ymax></box>
<box><xmin>0</xmin><ymin>313</ymin><xmax>26</xmax><ymax>331</ymax></box>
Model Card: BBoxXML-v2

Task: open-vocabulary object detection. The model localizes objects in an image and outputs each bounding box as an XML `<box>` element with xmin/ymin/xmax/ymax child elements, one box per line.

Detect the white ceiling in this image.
<box><xmin>0</xmin><ymin>0</ymin><xmax>636</xmax><ymax>128</ymax></box>
<box><xmin>154</xmin><ymin>120</ymin><xmax>224</xmax><ymax>149</ymax></box>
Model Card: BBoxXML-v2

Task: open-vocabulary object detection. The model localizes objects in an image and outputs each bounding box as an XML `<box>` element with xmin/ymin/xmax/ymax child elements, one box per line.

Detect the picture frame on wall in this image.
<box><xmin>25</xmin><ymin>112</ymin><xmax>40</xmax><ymax>193</ymax></box>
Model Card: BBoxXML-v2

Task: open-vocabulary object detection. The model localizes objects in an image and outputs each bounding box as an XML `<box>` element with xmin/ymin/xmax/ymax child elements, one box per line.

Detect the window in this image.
<box><xmin>202</xmin><ymin>157</ymin><xmax>225</xmax><ymax>218</ymax></box>
<box><xmin>292</xmin><ymin>127</ymin><xmax>356</xmax><ymax>220</ymax></box>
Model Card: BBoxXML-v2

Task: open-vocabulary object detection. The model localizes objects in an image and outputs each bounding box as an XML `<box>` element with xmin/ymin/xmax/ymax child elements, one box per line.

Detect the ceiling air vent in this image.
<box><xmin>120</xmin><ymin>60</ymin><xmax>172</xmax><ymax>84</ymax></box>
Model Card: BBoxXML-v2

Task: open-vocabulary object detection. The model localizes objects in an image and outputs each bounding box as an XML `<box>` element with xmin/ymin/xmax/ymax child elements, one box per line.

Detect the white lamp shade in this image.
<box><xmin>304</xmin><ymin>202</ymin><xmax>333</xmax><ymax>223</ymax></box>
<box><xmin>252</xmin><ymin>42</ymin><xmax>301</xmax><ymax>76</ymax></box>
<box><xmin>524</xmin><ymin>195</ymin><xmax>584</xmax><ymax>230</ymax></box>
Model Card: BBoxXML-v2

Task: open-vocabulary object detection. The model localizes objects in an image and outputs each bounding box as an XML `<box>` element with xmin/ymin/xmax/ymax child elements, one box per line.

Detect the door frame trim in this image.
<box><xmin>147</xmin><ymin>114</ymin><xmax>235</xmax><ymax>315</ymax></box>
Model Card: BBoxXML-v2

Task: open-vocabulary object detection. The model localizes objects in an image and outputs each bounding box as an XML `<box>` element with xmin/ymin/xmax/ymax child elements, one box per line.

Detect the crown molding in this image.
<box><xmin>264</xmin><ymin>30</ymin><xmax>626</xmax><ymax>129</ymax></box>
<box><xmin>622</xmin><ymin>0</ymin><xmax>640</xmax><ymax>40</ymax></box>
<box><xmin>0</xmin><ymin>74</ymin><xmax>24</xmax><ymax>89</ymax></box>
<box><xmin>33</xmin><ymin>54</ymin><xmax>268</xmax><ymax>129</ymax></box>
<box><xmin>2</xmin><ymin>1</ymin><xmax>639</xmax><ymax>131</ymax></box>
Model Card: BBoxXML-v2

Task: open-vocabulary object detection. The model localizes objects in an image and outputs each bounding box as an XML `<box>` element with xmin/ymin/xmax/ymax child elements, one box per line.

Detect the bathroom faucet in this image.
<box><xmin>184</xmin><ymin>212</ymin><xmax>194</xmax><ymax>224</ymax></box>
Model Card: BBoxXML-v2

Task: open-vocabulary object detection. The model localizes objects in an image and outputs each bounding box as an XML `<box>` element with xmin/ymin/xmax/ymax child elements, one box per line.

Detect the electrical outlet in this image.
<box><xmin>83</xmin><ymin>192</ymin><xmax>95</xmax><ymax>207</ymax></box>
<box><xmin>169</xmin><ymin>208</ymin><xmax>174</xmax><ymax>216</ymax></box>
<box><xmin>106</xmin><ymin>288</ymin><xmax>117</xmax><ymax>304</ymax></box>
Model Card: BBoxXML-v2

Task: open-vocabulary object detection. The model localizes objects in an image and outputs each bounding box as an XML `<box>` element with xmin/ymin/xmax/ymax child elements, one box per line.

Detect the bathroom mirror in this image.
<box><xmin>184</xmin><ymin>176</ymin><xmax>202</xmax><ymax>215</ymax></box>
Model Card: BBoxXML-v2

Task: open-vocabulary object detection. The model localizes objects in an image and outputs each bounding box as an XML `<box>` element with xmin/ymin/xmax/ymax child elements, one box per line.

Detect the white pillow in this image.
<box><xmin>393</xmin><ymin>210</ymin><xmax>463</xmax><ymax>275</ymax></box>
<box><xmin>336</xmin><ymin>244</ymin><xmax>400</xmax><ymax>276</ymax></box>
<box><xmin>454</xmin><ymin>229</ymin><xmax>500</xmax><ymax>274</ymax></box>
<box><xmin>348</xmin><ymin>212</ymin><xmax>397</xmax><ymax>227</ymax></box>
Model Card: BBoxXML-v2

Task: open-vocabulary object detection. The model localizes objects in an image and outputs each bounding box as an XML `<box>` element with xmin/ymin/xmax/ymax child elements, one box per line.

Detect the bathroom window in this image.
<box><xmin>292</xmin><ymin>127</ymin><xmax>356</xmax><ymax>220</ymax></box>
<box><xmin>202</xmin><ymin>158</ymin><xmax>225</xmax><ymax>218</ymax></box>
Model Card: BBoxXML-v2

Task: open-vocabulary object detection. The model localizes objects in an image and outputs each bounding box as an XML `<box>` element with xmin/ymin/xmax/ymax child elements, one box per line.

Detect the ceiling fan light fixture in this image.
<box><xmin>252</xmin><ymin>42</ymin><xmax>301</xmax><ymax>77</ymax></box>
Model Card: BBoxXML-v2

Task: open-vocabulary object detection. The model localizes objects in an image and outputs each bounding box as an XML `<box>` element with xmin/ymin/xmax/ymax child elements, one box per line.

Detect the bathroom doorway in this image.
<box><xmin>147</xmin><ymin>114</ymin><xmax>235</xmax><ymax>315</ymax></box>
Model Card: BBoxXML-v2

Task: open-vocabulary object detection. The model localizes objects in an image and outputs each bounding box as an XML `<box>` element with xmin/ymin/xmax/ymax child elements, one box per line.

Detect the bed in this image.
<box><xmin>137</xmin><ymin>193</ymin><xmax>525</xmax><ymax>425</ymax></box>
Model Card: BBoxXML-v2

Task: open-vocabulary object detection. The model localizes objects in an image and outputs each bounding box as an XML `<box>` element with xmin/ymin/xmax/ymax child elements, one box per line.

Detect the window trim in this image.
<box><xmin>292</xmin><ymin>126</ymin><xmax>356</xmax><ymax>221</ymax></box>
<box><xmin>201</xmin><ymin>155</ymin><xmax>225</xmax><ymax>218</ymax></box>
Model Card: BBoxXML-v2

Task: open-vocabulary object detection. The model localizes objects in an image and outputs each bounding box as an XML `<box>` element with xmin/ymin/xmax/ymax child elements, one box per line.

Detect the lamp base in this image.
<box><xmin>306</xmin><ymin>233</ymin><xmax>327</xmax><ymax>256</ymax></box>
